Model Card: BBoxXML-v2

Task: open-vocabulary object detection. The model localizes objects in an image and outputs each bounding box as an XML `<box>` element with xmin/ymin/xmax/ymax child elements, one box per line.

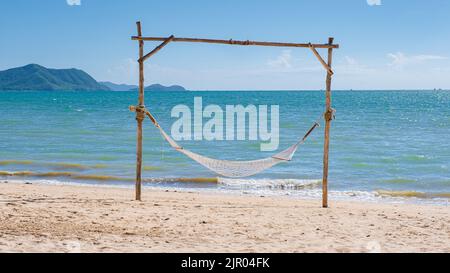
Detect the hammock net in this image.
<box><xmin>141</xmin><ymin>108</ymin><xmax>319</xmax><ymax>178</ymax></box>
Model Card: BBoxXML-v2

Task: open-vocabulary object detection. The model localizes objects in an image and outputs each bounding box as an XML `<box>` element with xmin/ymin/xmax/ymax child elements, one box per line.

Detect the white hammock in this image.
<box><xmin>141</xmin><ymin>108</ymin><xmax>319</xmax><ymax>178</ymax></box>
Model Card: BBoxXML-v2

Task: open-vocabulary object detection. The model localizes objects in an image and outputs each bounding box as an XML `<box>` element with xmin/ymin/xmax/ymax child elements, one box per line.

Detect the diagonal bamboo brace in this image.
<box><xmin>131</xmin><ymin>21</ymin><xmax>338</xmax><ymax>206</ymax></box>
<box><xmin>139</xmin><ymin>35</ymin><xmax>175</xmax><ymax>63</ymax></box>
<box><xmin>309</xmin><ymin>44</ymin><xmax>334</xmax><ymax>75</ymax></box>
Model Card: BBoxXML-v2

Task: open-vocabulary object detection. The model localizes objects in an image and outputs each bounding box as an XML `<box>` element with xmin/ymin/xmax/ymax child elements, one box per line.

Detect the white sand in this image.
<box><xmin>0</xmin><ymin>182</ymin><xmax>449</xmax><ymax>252</ymax></box>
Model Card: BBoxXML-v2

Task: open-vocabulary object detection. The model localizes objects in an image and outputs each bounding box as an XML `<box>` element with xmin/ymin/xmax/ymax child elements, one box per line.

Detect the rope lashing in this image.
<box><xmin>130</xmin><ymin>105</ymin><xmax>153</xmax><ymax>123</ymax></box>
<box><xmin>130</xmin><ymin>105</ymin><xmax>146</xmax><ymax>120</ymax></box>
<box><xmin>324</xmin><ymin>108</ymin><xmax>336</xmax><ymax>121</ymax></box>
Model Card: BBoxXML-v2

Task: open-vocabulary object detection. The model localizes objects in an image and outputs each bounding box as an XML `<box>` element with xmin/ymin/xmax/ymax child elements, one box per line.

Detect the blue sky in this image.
<box><xmin>1</xmin><ymin>0</ymin><xmax>449</xmax><ymax>90</ymax></box>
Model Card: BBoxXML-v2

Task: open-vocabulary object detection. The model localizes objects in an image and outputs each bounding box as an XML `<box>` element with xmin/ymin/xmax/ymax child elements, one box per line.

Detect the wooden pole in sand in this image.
<box><xmin>322</xmin><ymin>37</ymin><xmax>334</xmax><ymax>208</ymax></box>
<box><xmin>135</xmin><ymin>21</ymin><xmax>145</xmax><ymax>201</ymax></box>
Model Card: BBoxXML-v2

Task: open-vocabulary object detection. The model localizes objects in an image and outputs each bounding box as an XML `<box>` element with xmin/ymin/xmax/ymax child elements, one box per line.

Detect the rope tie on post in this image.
<box><xmin>324</xmin><ymin>108</ymin><xmax>336</xmax><ymax>121</ymax></box>
<box><xmin>136</xmin><ymin>106</ymin><xmax>146</xmax><ymax>122</ymax></box>
<box><xmin>130</xmin><ymin>105</ymin><xmax>146</xmax><ymax>122</ymax></box>
<box><xmin>129</xmin><ymin>105</ymin><xmax>158</xmax><ymax>125</ymax></box>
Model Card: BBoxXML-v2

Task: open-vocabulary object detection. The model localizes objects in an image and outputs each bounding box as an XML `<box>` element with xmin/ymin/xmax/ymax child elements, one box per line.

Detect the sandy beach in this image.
<box><xmin>0</xmin><ymin>182</ymin><xmax>449</xmax><ymax>253</ymax></box>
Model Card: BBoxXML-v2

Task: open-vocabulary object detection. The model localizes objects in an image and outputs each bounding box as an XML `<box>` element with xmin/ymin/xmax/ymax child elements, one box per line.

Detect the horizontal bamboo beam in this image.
<box><xmin>140</xmin><ymin>35</ymin><xmax>174</xmax><ymax>63</ymax></box>
<box><xmin>131</xmin><ymin>36</ymin><xmax>339</xmax><ymax>49</ymax></box>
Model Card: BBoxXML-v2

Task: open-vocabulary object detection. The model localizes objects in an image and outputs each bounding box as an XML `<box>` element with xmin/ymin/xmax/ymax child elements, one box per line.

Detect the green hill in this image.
<box><xmin>99</xmin><ymin>81</ymin><xmax>137</xmax><ymax>91</ymax></box>
<box><xmin>129</xmin><ymin>84</ymin><xmax>186</xmax><ymax>92</ymax></box>
<box><xmin>0</xmin><ymin>64</ymin><xmax>110</xmax><ymax>91</ymax></box>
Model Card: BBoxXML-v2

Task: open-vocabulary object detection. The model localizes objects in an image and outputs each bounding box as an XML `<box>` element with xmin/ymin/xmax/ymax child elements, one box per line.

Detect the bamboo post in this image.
<box><xmin>322</xmin><ymin>37</ymin><xmax>334</xmax><ymax>208</ymax></box>
<box><xmin>135</xmin><ymin>21</ymin><xmax>145</xmax><ymax>201</ymax></box>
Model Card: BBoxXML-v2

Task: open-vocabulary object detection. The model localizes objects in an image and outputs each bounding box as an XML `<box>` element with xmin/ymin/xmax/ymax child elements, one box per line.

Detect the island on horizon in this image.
<box><xmin>0</xmin><ymin>64</ymin><xmax>187</xmax><ymax>92</ymax></box>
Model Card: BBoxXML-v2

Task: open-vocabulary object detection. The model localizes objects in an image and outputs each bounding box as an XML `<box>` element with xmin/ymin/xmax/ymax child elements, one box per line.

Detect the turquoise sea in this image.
<box><xmin>1</xmin><ymin>90</ymin><xmax>449</xmax><ymax>204</ymax></box>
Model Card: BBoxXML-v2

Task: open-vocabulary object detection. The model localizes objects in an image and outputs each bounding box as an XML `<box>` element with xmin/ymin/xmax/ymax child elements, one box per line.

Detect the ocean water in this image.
<box><xmin>0</xmin><ymin>90</ymin><xmax>449</xmax><ymax>204</ymax></box>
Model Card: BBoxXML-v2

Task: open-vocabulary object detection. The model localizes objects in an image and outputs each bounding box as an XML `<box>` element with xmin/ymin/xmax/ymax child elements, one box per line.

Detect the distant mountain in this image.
<box><xmin>0</xmin><ymin>64</ymin><xmax>110</xmax><ymax>91</ymax></box>
<box><xmin>129</xmin><ymin>84</ymin><xmax>187</xmax><ymax>92</ymax></box>
<box><xmin>99</xmin><ymin>81</ymin><xmax>137</xmax><ymax>91</ymax></box>
<box><xmin>0</xmin><ymin>64</ymin><xmax>187</xmax><ymax>92</ymax></box>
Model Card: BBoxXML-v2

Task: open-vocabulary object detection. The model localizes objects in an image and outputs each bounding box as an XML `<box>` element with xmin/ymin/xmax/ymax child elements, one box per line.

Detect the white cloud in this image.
<box><xmin>388</xmin><ymin>52</ymin><xmax>447</xmax><ymax>69</ymax></box>
<box><xmin>103</xmin><ymin>58</ymin><xmax>196</xmax><ymax>87</ymax></box>
<box><xmin>67</xmin><ymin>0</ymin><xmax>81</xmax><ymax>6</ymax></box>
<box><xmin>105</xmin><ymin>58</ymin><xmax>138</xmax><ymax>84</ymax></box>
<box><xmin>267</xmin><ymin>50</ymin><xmax>293</xmax><ymax>69</ymax></box>
<box><xmin>413</xmin><ymin>55</ymin><xmax>448</xmax><ymax>61</ymax></box>
<box><xmin>99</xmin><ymin>53</ymin><xmax>450</xmax><ymax>90</ymax></box>
<box><xmin>367</xmin><ymin>0</ymin><xmax>381</xmax><ymax>6</ymax></box>
<box><xmin>344</xmin><ymin>56</ymin><xmax>357</xmax><ymax>66</ymax></box>
<box><xmin>334</xmin><ymin>56</ymin><xmax>375</xmax><ymax>75</ymax></box>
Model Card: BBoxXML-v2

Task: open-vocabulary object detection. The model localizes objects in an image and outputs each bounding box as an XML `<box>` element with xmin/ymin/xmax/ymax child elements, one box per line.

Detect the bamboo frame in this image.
<box><xmin>131</xmin><ymin>21</ymin><xmax>338</xmax><ymax>207</ymax></box>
